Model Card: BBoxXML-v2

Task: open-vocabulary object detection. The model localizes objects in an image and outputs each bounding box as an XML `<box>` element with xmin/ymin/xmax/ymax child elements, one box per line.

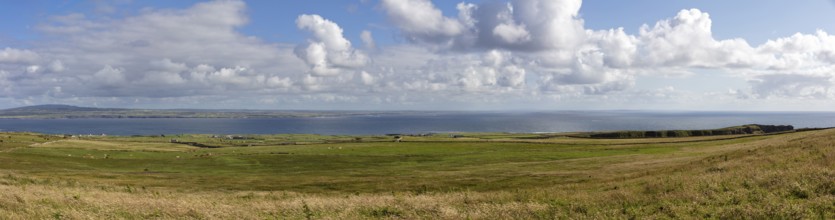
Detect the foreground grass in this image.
<box><xmin>0</xmin><ymin>130</ymin><xmax>833</xmax><ymax>219</ymax></box>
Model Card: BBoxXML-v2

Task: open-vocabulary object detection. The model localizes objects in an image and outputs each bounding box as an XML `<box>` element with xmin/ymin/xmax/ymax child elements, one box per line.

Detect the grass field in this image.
<box><xmin>0</xmin><ymin>129</ymin><xmax>833</xmax><ymax>219</ymax></box>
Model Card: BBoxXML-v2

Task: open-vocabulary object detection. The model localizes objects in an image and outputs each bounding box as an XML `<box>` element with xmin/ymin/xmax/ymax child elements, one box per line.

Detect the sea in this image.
<box><xmin>1</xmin><ymin>111</ymin><xmax>834</xmax><ymax>136</ymax></box>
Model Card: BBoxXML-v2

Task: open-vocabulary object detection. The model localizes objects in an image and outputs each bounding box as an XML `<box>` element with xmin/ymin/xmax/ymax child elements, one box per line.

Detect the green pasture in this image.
<box><xmin>0</xmin><ymin>132</ymin><xmax>769</xmax><ymax>192</ymax></box>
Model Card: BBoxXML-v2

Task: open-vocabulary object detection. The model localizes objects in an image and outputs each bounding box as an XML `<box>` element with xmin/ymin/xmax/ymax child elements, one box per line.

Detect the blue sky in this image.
<box><xmin>1</xmin><ymin>0</ymin><xmax>835</xmax><ymax>110</ymax></box>
<box><xmin>6</xmin><ymin>1</ymin><xmax>832</xmax><ymax>46</ymax></box>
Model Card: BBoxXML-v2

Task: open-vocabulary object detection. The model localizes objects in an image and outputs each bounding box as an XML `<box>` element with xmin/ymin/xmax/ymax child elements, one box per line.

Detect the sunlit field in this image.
<box><xmin>0</xmin><ymin>129</ymin><xmax>833</xmax><ymax>219</ymax></box>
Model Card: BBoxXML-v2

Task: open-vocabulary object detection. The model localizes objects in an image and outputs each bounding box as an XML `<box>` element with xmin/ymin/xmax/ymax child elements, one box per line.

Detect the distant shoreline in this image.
<box><xmin>0</xmin><ymin>104</ymin><xmax>432</xmax><ymax>119</ymax></box>
<box><xmin>4</xmin><ymin>104</ymin><xmax>835</xmax><ymax>119</ymax></box>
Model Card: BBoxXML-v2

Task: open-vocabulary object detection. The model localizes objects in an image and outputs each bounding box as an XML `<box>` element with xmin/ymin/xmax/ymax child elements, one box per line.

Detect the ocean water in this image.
<box><xmin>0</xmin><ymin>111</ymin><xmax>833</xmax><ymax>135</ymax></box>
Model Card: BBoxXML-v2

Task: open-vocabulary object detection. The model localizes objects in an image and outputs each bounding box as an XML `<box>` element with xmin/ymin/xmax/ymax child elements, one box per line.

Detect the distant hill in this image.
<box><xmin>3</xmin><ymin>104</ymin><xmax>118</xmax><ymax>112</ymax></box>
<box><xmin>0</xmin><ymin>104</ymin><xmax>395</xmax><ymax>119</ymax></box>
<box><xmin>0</xmin><ymin>104</ymin><xmax>112</xmax><ymax>118</ymax></box>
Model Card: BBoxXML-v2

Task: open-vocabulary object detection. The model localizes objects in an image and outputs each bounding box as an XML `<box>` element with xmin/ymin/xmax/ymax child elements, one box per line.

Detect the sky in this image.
<box><xmin>2</xmin><ymin>0</ymin><xmax>835</xmax><ymax>111</ymax></box>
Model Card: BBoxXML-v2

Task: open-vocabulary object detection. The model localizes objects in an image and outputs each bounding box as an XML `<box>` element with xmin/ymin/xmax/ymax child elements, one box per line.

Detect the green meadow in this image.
<box><xmin>0</xmin><ymin>129</ymin><xmax>833</xmax><ymax>219</ymax></box>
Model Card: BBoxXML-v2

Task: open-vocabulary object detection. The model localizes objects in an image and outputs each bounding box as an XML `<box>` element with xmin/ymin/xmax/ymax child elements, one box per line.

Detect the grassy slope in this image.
<box><xmin>0</xmin><ymin>130</ymin><xmax>833</xmax><ymax>219</ymax></box>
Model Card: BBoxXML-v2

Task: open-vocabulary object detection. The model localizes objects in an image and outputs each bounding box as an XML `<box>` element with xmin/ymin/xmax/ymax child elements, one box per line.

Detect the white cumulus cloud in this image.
<box><xmin>0</xmin><ymin>48</ymin><xmax>39</xmax><ymax>63</ymax></box>
<box><xmin>295</xmin><ymin>14</ymin><xmax>368</xmax><ymax>76</ymax></box>
<box><xmin>380</xmin><ymin>0</ymin><xmax>465</xmax><ymax>44</ymax></box>
<box><xmin>360</xmin><ymin>30</ymin><xmax>376</xmax><ymax>50</ymax></box>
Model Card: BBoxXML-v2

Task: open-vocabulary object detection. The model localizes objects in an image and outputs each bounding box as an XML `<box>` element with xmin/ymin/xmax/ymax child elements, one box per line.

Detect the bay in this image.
<box><xmin>0</xmin><ymin>111</ymin><xmax>833</xmax><ymax>135</ymax></box>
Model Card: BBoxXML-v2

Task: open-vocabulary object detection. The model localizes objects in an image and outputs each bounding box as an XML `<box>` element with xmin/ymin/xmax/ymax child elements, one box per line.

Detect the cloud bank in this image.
<box><xmin>1</xmin><ymin>0</ymin><xmax>834</xmax><ymax>109</ymax></box>
<box><xmin>378</xmin><ymin>0</ymin><xmax>835</xmax><ymax>99</ymax></box>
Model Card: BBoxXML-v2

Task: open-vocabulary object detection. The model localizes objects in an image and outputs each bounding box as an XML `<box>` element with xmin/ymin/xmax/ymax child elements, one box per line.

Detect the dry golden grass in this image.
<box><xmin>489</xmin><ymin>134</ymin><xmax>758</xmax><ymax>145</ymax></box>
